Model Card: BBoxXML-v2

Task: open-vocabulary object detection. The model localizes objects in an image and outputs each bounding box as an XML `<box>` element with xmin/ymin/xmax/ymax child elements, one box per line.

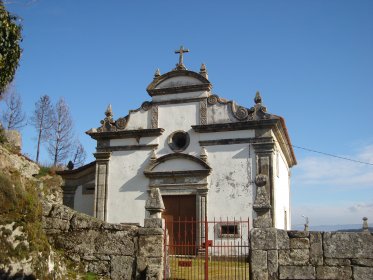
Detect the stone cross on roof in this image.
<box><xmin>175</xmin><ymin>45</ymin><xmax>189</xmax><ymax>70</ymax></box>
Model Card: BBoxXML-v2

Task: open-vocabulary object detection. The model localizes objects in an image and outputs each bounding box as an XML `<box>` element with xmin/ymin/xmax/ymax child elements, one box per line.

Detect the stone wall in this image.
<box><xmin>250</xmin><ymin>228</ymin><xmax>373</xmax><ymax>280</ymax></box>
<box><xmin>42</xmin><ymin>202</ymin><xmax>163</xmax><ymax>280</ymax></box>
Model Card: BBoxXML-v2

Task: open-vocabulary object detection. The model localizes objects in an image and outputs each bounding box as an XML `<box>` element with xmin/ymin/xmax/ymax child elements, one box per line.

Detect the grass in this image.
<box><xmin>165</xmin><ymin>256</ymin><xmax>249</xmax><ymax>280</ymax></box>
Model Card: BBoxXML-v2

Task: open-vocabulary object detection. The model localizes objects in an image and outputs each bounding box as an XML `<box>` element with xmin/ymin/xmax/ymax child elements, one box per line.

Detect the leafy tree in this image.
<box><xmin>30</xmin><ymin>95</ymin><xmax>54</xmax><ymax>163</ymax></box>
<box><xmin>48</xmin><ymin>98</ymin><xmax>73</xmax><ymax>166</ymax></box>
<box><xmin>0</xmin><ymin>1</ymin><xmax>22</xmax><ymax>96</ymax></box>
<box><xmin>1</xmin><ymin>84</ymin><xmax>26</xmax><ymax>129</ymax></box>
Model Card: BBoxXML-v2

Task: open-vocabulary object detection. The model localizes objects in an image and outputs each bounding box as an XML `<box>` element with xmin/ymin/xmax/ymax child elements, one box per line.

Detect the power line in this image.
<box><xmin>276</xmin><ymin>141</ymin><xmax>373</xmax><ymax>166</ymax></box>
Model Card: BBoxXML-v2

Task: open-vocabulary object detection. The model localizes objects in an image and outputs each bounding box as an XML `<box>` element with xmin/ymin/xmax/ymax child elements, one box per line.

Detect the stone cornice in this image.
<box><xmin>86</xmin><ymin>128</ymin><xmax>164</xmax><ymax>140</ymax></box>
<box><xmin>199</xmin><ymin>137</ymin><xmax>273</xmax><ymax>146</ymax></box>
<box><xmin>192</xmin><ymin>119</ymin><xmax>296</xmax><ymax>167</ymax></box>
<box><xmin>144</xmin><ymin>169</ymin><xmax>211</xmax><ymax>178</ymax></box>
<box><xmin>146</xmin><ymin>69</ymin><xmax>212</xmax><ymax>96</ymax></box>
<box><xmin>97</xmin><ymin>144</ymin><xmax>158</xmax><ymax>152</ymax></box>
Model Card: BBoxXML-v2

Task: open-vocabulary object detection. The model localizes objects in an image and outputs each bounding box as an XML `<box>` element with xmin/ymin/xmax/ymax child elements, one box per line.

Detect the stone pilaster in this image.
<box><xmin>253</xmin><ymin>139</ymin><xmax>275</xmax><ymax>226</ymax></box>
<box><xmin>93</xmin><ymin>152</ymin><xmax>111</xmax><ymax>221</ymax></box>
<box><xmin>253</xmin><ymin>174</ymin><xmax>272</xmax><ymax>228</ymax></box>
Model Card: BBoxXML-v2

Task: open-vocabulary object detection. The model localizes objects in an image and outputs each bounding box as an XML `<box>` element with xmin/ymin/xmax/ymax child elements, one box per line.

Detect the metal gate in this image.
<box><xmin>163</xmin><ymin>218</ymin><xmax>250</xmax><ymax>279</ymax></box>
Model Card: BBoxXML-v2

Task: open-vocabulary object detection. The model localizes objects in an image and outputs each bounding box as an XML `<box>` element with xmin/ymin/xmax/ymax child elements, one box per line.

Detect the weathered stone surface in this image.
<box><xmin>70</xmin><ymin>212</ymin><xmax>103</xmax><ymax>229</ymax></box>
<box><xmin>138</xmin><ymin>227</ymin><xmax>163</xmax><ymax>236</ymax></box>
<box><xmin>253</xmin><ymin>211</ymin><xmax>273</xmax><ymax>228</ymax></box>
<box><xmin>42</xmin><ymin>217</ymin><xmax>69</xmax><ymax>231</ymax></box>
<box><xmin>146</xmin><ymin>265</ymin><xmax>163</xmax><ymax>280</ymax></box>
<box><xmin>316</xmin><ymin>266</ymin><xmax>352</xmax><ymax>280</ymax></box>
<box><xmin>0</xmin><ymin>145</ymin><xmax>39</xmax><ymax>178</ymax></box>
<box><xmin>279</xmin><ymin>265</ymin><xmax>315</xmax><ymax>279</ymax></box>
<box><xmin>353</xmin><ymin>266</ymin><xmax>373</xmax><ymax>280</ymax></box>
<box><xmin>111</xmin><ymin>256</ymin><xmax>134</xmax><ymax>280</ymax></box>
<box><xmin>144</xmin><ymin>218</ymin><xmax>163</xmax><ymax>228</ymax></box>
<box><xmin>139</xmin><ymin>235</ymin><xmax>163</xmax><ymax>258</ymax></box>
<box><xmin>251</xmin><ymin>228</ymin><xmax>278</xmax><ymax>250</ymax></box>
<box><xmin>310</xmin><ymin>232</ymin><xmax>323</xmax><ymax>265</ymax></box>
<box><xmin>49</xmin><ymin>204</ymin><xmax>74</xmax><ymax>220</ymax></box>
<box><xmin>323</xmin><ymin>232</ymin><xmax>373</xmax><ymax>258</ymax></box>
<box><xmin>290</xmin><ymin>238</ymin><xmax>309</xmax><ymax>249</ymax></box>
<box><xmin>95</xmin><ymin>231</ymin><xmax>135</xmax><ymax>255</ymax></box>
<box><xmin>42</xmin><ymin>201</ymin><xmax>53</xmax><ymax>216</ymax></box>
<box><xmin>251</xmin><ymin>270</ymin><xmax>268</xmax><ymax>280</ymax></box>
<box><xmin>277</xmin><ymin>230</ymin><xmax>290</xmax><ymax>249</ymax></box>
<box><xmin>86</xmin><ymin>260</ymin><xmax>110</xmax><ymax>275</ymax></box>
<box><xmin>54</xmin><ymin>230</ymin><xmax>99</xmax><ymax>254</ymax></box>
<box><xmin>287</xmin><ymin>231</ymin><xmax>309</xmax><ymax>238</ymax></box>
<box><xmin>278</xmin><ymin>249</ymin><xmax>309</xmax><ymax>265</ymax></box>
<box><xmin>351</xmin><ymin>258</ymin><xmax>373</xmax><ymax>267</ymax></box>
<box><xmin>267</xmin><ymin>250</ymin><xmax>278</xmax><ymax>280</ymax></box>
<box><xmin>251</xmin><ymin>250</ymin><xmax>268</xmax><ymax>270</ymax></box>
<box><xmin>324</xmin><ymin>258</ymin><xmax>351</xmax><ymax>266</ymax></box>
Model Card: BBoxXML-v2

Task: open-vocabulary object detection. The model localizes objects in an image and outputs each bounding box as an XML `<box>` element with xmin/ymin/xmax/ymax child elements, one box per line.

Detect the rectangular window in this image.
<box><xmin>218</xmin><ymin>223</ymin><xmax>240</xmax><ymax>238</ymax></box>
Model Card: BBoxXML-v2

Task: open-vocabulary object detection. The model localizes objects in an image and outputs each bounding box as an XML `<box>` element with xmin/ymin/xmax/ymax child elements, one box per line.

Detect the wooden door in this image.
<box><xmin>162</xmin><ymin>195</ymin><xmax>196</xmax><ymax>255</ymax></box>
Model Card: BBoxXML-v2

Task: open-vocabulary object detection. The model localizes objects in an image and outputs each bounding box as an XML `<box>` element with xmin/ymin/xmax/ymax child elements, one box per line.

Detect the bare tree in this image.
<box><xmin>1</xmin><ymin>85</ymin><xmax>26</xmax><ymax>130</ymax></box>
<box><xmin>48</xmin><ymin>98</ymin><xmax>74</xmax><ymax>166</ymax></box>
<box><xmin>70</xmin><ymin>139</ymin><xmax>86</xmax><ymax>168</ymax></box>
<box><xmin>30</xmin><ymin>95</ymin><xmax>54</xmax><ymax>163</ymax></box>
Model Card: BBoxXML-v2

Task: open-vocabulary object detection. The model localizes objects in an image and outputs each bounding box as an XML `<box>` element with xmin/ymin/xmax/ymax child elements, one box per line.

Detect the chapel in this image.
<box><xmin>59</xmin><ymin>47</ymin><xmax>296</xmax><ymax>231</ymax></box>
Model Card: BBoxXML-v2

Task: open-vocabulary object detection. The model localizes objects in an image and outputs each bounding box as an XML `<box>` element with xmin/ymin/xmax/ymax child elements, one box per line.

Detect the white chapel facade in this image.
<box><xmin>59</xmin><ymin>48</ymin><xmax>296</xmax><ymax>230</ymax></box>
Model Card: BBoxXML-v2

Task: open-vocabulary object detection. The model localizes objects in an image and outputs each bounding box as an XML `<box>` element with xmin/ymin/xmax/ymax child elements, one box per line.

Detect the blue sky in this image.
<box><xmin>2</xmin><ymin>0</ymin><xmax>373</xmax><ymax>227</ymax></box>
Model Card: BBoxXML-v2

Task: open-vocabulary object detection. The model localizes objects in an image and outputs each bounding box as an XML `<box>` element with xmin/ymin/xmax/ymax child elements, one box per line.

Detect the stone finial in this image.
<box><xmin>302</xmin><ymin>215</ymin><xmax>309</xmax><ymax>232</ymax></box>
<box><xmin>362</xmin><ymin>217</ymin><xmax>369</xmax><ymax>233</ymax></box>
<box><xmin>200</xmin><ymin>146</ymin><xmax>208</xmax><ymax>162</ymax></box>
<box><xmin>145</xmin><ymin>188</ymin><xmax>165</xmax><ymax>218</ymax></box>
<box><xmin>105</xmin><ymin>104</ymin><xmax>113</xmax><ymax>118</ymax></box>
<box><xmin>254</xmin><ymin>91</ymin><xmax>262</xmax><ymax>104</ymax></box>
<box><xmin>154</xmin><ymin>68</ymin><xmax>160</xmax><ymax>79</ymax></box>
<box><xmin>199</xmin><ymin>63</ymin><xmax>208</xmax><ymax>79</ymax></box>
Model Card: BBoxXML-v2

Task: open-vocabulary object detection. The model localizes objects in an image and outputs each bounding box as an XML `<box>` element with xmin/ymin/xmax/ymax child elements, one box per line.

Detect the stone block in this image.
<box><xmin>310</xmin><ymin>232</ymin><xmax>323</xmax><ymax>265</ymax></box>
<box><xmin>251</xmin><ymin>228</ymin><xmax>278</xmax><ymax>250</ymax></box>
<box><xmin>42</xmin><ymin>217</ymin><xmax>69</xmax><ymax>231</ymax></box>
<box><xmin>278</xmin><ymin>249</ymin><xmax>310</xmax><ymax>265</ymax></box>
<box><xmin>351</xmin><ymin>258</ymin><xmax>373</xmax><ymax>267</ymax></box>
<box><xmin>138</xmin><ymin>227</ymin><xmax>163</xmax><ymax>236</ymax></box>
<box><xmin>279</xmin><ymin>265</ymin><xmax>315</xmax><ymax>279</ymax></box>
<box><xmin>49</xmin><ymin>204</ymin><xmax>74</xmax><ymax>220</ymax></box>
<box><xmin>54</xmin><ymin>230</ymin><xmax>99</xmax><ymax>254</ymax></box>
<box><xmin>324</xmin><ymin>258</ymin><xmax>351</xmax><ymax>266</ymax></box>
<box><xmin>86</xmin><ymin>261</ymin><xmax>110</xmax><ymax>275</ymax></box>
<box><xmin>277</xmin><ymin>230</ymin><xmax>290</xmax><ymax>249</ymax></box>
<box><xmin>95</xmin><ymin>231</ymin><xmax>135</xmax><ymax>255</ymax></box>
<box><xmin>251</xmin><ymin>270</ymin><xmax>268</xmax><ymax>280</ymax></box>
<box><xmin>111</xmin><ymin>256</ymin><xmax>135</xmax><ymax>280</ymax></box>
<box><xmin>70</xmin><ymin>212</ymin><xmax>103</xmax><ymax>229</ymax></box>
<box><xmin>144</xmin><ymin>218</ymin><xmax>163</xmax><ymax>229</ymax></box>
<box><xmin>353</xmin><ymin>266</ymin><xmax>373</xmax><ymax>280</ymax></box>
<box><xmin>290</xmin><ymin>238</ymin><xmax>309</xmax><ymax>249</ymax></box>
<box><xmin>251</xmin><ymin>250</ymin><xmax>268</xmax><ymax>270</ymax></box>
<box><xmin>316</xmin><ymin>266</ymin><xmax>352</xmax><ymax>280</ymax></box>
<box><xmin>146</xmin><ymin>265</ymin><xmax>163</xmax><ymax>280</ymax></box>
<box><xmin>324</xmin><ymin>232</ymin><xmax>373</xmax><ymax>259</ymax></box>
<box><xmin>287</xmin><ymin>231</ymin><xmax>309</xmax><ymax>238</ymax></box>
<box><xmin>139</xmin><ymin>235</ymin><xmax>163</xmax><ymax>258</ymax></box>
<box><xmin>267</xmin><ymin>250</ymin><xmax>278</xmax><ymax>280</ymax></box>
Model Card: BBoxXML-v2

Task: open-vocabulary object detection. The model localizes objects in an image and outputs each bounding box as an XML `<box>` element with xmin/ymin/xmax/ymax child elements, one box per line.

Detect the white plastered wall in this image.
<box><xmin>74</xmin><ymin>185</ymin><xmax>94</xmax><ymax>216</ymax></box>
<box><xmin>273</xmin><ymin>143</ymin><xmax>291</xmax><ymax>230</ymax></box>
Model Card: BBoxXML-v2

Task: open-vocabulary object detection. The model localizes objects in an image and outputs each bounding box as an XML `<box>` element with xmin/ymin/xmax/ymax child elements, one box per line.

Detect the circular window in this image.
<box><xmin>168</xmin><ymin>131</ymin><xmax>190</xmax><ymax>152</ymax></box>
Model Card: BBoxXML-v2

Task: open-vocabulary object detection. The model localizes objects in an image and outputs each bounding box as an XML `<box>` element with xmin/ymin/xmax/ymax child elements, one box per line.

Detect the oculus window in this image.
<box><xmin>168</xmin><ymin>131</ymin><xmax>190</xmax><ymax>152</ymax></box>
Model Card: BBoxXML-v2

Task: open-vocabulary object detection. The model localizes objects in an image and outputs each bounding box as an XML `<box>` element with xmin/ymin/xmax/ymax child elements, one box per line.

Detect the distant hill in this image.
<box><xmin>292</xmin><ymin>224</ymin><xmax>372</xmax><ymax>232</ymax></box>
